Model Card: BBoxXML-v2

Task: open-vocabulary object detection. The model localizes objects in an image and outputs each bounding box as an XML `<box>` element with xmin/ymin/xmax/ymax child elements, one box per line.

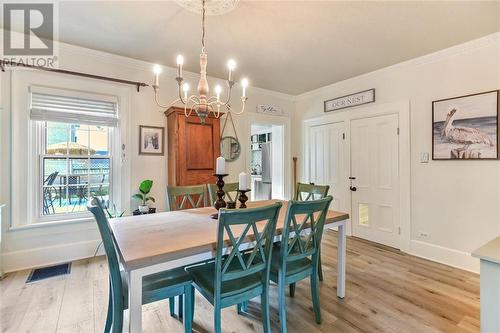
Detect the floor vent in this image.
<box><xmin>26</xmin><ymin>263</ymin><xmax>72</xmax><ymax>283</ymax></box>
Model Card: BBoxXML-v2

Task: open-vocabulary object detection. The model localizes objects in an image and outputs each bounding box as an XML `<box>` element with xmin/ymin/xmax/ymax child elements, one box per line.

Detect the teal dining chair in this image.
<box><xmin>207</xmin><ymin>182</ymin><xmax>240</xmax><ymax>207</ymax></box>
<box><xmin>185</xmin><ymin>202</ymin><xmax>283</xmax><ymax>333</ymax></box>
<box><xmin>294</xmin><ymin>182</ymin><xmax>330</xmax><ymax>282</ymax></box>
<box><xmin>87</xmin><ymin>197</ymin><xmax>194</xmax><ymax>333</ymax></box>
<box><xmin>270</xmin><ymin>196</ymin><xmax>333</xmax><ymax>333</ymax></box>
<box><xmin>166</xmin><ymin>185</ymin><xmax>207</xmax><ymax>211</ymax></box>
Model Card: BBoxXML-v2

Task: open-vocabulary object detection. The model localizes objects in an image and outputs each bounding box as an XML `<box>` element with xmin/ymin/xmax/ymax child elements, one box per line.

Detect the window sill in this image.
<box><xmin>9</xmin><ymin>216</ymin><xmax>94</xmax><ymax>232</ymax></box>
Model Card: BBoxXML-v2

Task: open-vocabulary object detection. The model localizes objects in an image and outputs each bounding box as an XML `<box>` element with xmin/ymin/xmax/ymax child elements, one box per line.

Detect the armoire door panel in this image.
<box><xmin>185</xmin><ymin>121</ymin><xmax>215</xmax><ymax>170</ymax></box>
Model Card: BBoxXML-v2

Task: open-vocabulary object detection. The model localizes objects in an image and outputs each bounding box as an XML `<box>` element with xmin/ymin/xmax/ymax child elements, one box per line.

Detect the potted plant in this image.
<box><xmin>132</xmin><ymin>179</ymin><xmax>155</xmax><ymax>213</ymax></box>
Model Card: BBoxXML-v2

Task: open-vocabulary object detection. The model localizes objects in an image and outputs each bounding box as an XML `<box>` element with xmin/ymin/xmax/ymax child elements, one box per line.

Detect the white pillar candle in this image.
<box><xmin>239</xmin><ymin>172</ymin><xmax>248</xmax><ymax>190</ymax></box>
<box><xmin>216</xmin><ymin>156</ymin><xmax>225</xmax><ymax>174</ymax></box>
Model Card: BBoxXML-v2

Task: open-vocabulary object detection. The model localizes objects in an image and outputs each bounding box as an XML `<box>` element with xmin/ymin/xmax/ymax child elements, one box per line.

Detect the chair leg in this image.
<box><xmin>111</xmin><ymin>305</ymin><xmax>123</xmax><ymax>333</ymax></box>
<box><xmin>104</xmin><ymin>282</ymin><xmax>113</xmax><ymax>333</ymax></box>
<box><xmin>278</xmin><ymin>272</ymin><xmax>287</xmax><ymax>333</ymax></box>
<box><xmin>236</xmin><ymin>301</ymin><xmax>248</xmax><ymax>315</ymax></box>
<box><xmin>318</xmin><ymin>249</ymin><xmax>324</xmax><ymax>282</ymax></box>
<box><xmin>184</xmin><ymin>286</ymin><xmax>193</xmax><ymax>333</ymax></box>
<box><xmin>289</xmin><ymin>283</ymin><xmax>296</xmax><ymax>298</ymax></box>
<box><xmin>178</xmin><ymin>295</ymin><xmax>184</xmax><ymax>320</ymax></box>
<box><xmin>310</xmin><ymin>273</ymin><xmax>322</xmax><ymax>324</ymax></box>
<box><xmin>214</xmin><ymin>305</ymin><xmax>222</xmax><ymax>333</ymax></box>
<box><xmin>169</xmin><ymin>297</ymin><xmax>176</xmax><ymax>317</ymax></box>
<box><xmin>261</xmin><ymin>286</ymin><xmax>271</xmax><ymax>333</ymax></box>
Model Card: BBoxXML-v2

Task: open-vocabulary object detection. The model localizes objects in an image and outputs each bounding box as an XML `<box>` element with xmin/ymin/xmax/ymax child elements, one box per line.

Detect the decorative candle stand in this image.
<box><xmin>237</xmin><ymin>189</ymin><xmax>251</xmax><ymax>209</ymax></box>
<box><xmin>211</xmin><ymin>174</ymin><xmax>229</xmax><ymax>219</ymax></box>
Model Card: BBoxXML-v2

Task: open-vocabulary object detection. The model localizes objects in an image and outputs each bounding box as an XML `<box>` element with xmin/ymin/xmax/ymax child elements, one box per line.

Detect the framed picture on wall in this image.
<box><xmin>139</xmin><ymin>125</ymin><xmax>164</xmax><ymax>155</ymax></box>
<box><xmin>432</xmin><ymin>90</ymin><xmax>499</xmax><ymax>160</ymax></box>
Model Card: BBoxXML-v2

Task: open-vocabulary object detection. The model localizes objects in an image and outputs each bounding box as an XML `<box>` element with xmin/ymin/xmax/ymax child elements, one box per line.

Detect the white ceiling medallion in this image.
<box><xmin>175</xmin><ymin>0</ymin><xmax>239</xmax><ymax>15</ymax></box>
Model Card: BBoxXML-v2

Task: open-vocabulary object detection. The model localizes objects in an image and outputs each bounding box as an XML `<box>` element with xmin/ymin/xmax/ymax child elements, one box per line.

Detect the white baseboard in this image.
<box><xmin>1</xmin><ymin>239</ymin><xmax>104</xmax><ymax>273</ymax></box>
<box><xmin>408</xmin><ymin>239</ymin><xmax>479</xmax><ymax>274</ymax></box>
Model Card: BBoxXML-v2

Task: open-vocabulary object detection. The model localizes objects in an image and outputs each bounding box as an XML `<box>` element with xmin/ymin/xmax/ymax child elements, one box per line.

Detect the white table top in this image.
<box><xmin>110</xmin><ymin>200</ymin><xmax>349</xmax><ymax>271</ymax></box>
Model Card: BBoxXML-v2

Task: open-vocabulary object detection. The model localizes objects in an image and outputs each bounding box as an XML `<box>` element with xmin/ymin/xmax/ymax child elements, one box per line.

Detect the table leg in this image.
<box><xmin>337</xmin><ymin>222</ymin><xmax>346</xmax><ymax>299</ymax></box>
<box><xmin>128</xmin><ymin>270</ymin><xmax>143</xmax><ymax>333</ymax></box>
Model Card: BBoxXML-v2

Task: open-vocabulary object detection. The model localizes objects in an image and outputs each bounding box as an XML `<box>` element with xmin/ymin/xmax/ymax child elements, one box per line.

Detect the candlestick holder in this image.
<box><xmin>237</xmin><ymin>189</ymin><xmax>251</xmax><ymax>209</ymax></box>
<box><xmin>211</xmin><ymin>173</ymin><xmax>229</xmax><ymax>219</ymax></box>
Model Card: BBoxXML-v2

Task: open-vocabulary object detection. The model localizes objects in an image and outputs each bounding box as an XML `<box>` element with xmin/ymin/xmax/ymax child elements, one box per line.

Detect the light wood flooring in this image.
<box><xmin>0</xmin><ymin>231</ymin><xmax>480</xmax><ymax>333</ymax></box>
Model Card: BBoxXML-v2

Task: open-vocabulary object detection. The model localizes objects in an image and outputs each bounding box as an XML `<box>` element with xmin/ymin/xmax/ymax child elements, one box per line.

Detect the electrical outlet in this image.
<box><xmin>420</xmin><ymin>152</ymin><xmax>429</xmax><ymax>163</ymax></box>
<box><xmin>418</xmin><ymin>231</ymin><xmax>430</xmax><ymax>239</ymax></box>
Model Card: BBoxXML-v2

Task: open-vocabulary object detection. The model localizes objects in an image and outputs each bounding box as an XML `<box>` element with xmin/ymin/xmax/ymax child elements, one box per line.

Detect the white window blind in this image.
<box><xmin>30</xmin><ymin>86</ymin><xmax>118</xmax><ymax>127</ymax></box>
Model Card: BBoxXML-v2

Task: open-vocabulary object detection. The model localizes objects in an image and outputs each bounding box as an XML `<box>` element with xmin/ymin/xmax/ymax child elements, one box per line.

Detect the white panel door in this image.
<box><xmin>350</xmin><ymin>114</ymin><xmax>400</xmax><ymax>248</ymax></box>
<box><xmin>309</xmin><ymin>122</ymin><xmax>346</xmax><ymax>212</ymax></box>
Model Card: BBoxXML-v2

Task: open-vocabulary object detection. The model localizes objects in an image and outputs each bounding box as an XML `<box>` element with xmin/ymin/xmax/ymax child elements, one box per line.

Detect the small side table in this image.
<box><xmin>472</xmin><ymin>236</ymin><xmax>500</xmax><ymax>333</ymax></box>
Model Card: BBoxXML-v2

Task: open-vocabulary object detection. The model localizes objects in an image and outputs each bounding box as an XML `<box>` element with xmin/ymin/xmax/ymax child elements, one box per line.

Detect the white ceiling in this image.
<box><xmin>21</xmin><ymin>1</ymin><xmax>500</xmax><ymax>94</ymax></box>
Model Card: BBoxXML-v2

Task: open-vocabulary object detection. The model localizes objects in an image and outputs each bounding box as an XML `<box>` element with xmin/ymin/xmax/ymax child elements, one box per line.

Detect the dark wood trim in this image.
<box><xmin>0</xmin><ymin>60</ymin><xmax>149</xmax><ymax>92</ymax></box>
<box><xmin>139</xmin><ymin>125</ymin><xmax>165</xmax><ymax>156</ymax></box>
<box><xmin>431</xmin><ymin>89</ymin><xmax>499</xmax><ymax>160</ymax></box>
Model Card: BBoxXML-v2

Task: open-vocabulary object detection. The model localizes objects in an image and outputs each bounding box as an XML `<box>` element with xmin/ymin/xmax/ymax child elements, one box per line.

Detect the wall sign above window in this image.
<box><xmin>324</xmin><ymin>89</ymin><xmax>375</xmax><ymax>113</ymax></box>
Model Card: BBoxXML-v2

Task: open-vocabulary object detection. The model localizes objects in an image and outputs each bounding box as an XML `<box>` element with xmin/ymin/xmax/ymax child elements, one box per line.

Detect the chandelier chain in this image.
<box><xmin>201</xmin><ymin>0</ymin><xmax>206</xmax><ymax>51</ymax></box>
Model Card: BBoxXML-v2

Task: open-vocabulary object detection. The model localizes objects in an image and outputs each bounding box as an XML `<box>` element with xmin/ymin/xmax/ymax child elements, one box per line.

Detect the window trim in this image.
<box><xmin>10</xmin><ymin>69</ymin><xmax>131</xmax><ymax>229</ymax></box>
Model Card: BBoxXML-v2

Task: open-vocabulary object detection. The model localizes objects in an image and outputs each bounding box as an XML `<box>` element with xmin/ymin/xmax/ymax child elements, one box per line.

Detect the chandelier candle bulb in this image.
<box><xmin>153</xmin><ymin>64</ymin><xmax>162</xmax><ymax>87</ymax></box>
<box><xmin>241</xmin><ymin>78</ymin><xmax>248</xmax><ymax>98</ymax></box>
<box><xmin>227</xmin><ymin>59</ymin><xmax>236</xmax><ymax>81</ymax></box>
<box><xmin>215</xmin><ymin>85</ymin><xmax>222</xmax><ymax>102</ymax></box>
<box><xmin>176</xmin><ymin>55</ymin><xmax>184</xmax><ymax>78</ymax></box>
<box><xmin>238</xmin><ymin>172</ymin><xmax>248</xmax><ymax>190</ymax></box>
<box><xmin>182</xmin><ymin>83</ymin><xmax>189</xmax><ymax>99</ymax></box>
<box><xmin>216</xmin><ymin>156</ymin><xmax>226</xmax><ymax>174</ymax></box>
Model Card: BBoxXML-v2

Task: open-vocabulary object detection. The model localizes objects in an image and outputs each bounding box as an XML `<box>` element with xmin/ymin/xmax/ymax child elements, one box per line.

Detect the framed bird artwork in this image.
<box><xmin>432</xmin><ymin>90</ymin><xmax>499</xmax><ymax>160</ymax></box>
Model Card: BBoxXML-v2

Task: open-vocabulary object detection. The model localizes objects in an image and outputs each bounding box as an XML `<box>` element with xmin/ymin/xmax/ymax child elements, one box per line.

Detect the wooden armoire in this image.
<box><xmin>165</xmin><ymin>107</ymin><xmax>221</xmax><ymax>186</ymax></box>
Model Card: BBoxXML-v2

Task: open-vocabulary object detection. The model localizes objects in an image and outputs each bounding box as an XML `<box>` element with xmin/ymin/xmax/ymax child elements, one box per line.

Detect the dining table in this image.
<box><xmin>110</xmin><ymin>200</ymin><xmax>350</xmax><ymax>333</ymax></box>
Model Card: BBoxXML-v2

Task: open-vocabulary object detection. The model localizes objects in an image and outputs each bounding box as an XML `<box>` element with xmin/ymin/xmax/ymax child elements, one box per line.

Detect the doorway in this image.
<box><xmin>350</xmin><ymin>114</ymin><xmax>400</xmax><ymax>248</ymax></box>
<box><xmin>250</xmin><ymin>123</ymin><xmax>285</xmax><ymax>201</ymax></box>
<box><xmin>304</xmin><ymin>100</ymin><xmax>410</xmax><ymax>250</ymax></box>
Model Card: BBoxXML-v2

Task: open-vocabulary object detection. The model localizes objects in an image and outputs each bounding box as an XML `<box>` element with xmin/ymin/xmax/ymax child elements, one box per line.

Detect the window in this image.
<box><xmin>41</xmin><ymin>122</ymin><xmax>111</xmax><ymax>216</ymax></box>
<box><xmin>30</xmin><ymin>87</ymin><xmax>118</xmax><ymax>222</ymax></box>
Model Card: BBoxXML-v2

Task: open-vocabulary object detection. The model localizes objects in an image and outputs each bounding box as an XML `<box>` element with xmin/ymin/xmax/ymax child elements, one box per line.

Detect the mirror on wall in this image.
<box><xmin>221</xmin><ymin>136</ymin><xmax>241</xmax><ymax>162</ymax></box>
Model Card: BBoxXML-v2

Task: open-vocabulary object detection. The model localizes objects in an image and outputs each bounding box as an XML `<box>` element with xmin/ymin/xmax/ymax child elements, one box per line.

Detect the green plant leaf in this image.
<box><xmin>139</xmin><ymin>180</ymin><xmax>153</xmax><ymax>194</ymax></box>
<box><xmin>147</xmin><ymin>196</ymin><xmax>155</xmax><ymax>203</ymax></box>
<box><xmin>132</xmin><ymin>193</ymin><xmax>144</xmax><ymax>201</ymax></box>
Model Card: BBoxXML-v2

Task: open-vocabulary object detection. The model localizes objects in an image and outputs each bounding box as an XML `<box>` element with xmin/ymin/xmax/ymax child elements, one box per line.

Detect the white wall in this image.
<box><xmin>0</xmin><ymin>40</ymin><xmax>294</xmax><ymax>272</ymax></box>
<box><xmin>294</xmin><ymin>33</ymin><xmax>500</xmax><ymax>272</ymax></box>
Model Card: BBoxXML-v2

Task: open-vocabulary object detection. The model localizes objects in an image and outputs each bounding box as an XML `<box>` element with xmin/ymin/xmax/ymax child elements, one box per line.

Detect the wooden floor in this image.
<box><xmin>0</xmin><ymin>231</ymin><xmax>480</xmax><ymax>333</ymax></box>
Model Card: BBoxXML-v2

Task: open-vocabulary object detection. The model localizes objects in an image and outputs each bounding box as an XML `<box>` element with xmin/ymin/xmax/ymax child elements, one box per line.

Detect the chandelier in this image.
<box><xmin>152</xmin><ymin>0</ymin><xmax>248</xmax><ymax>123</ymax></box>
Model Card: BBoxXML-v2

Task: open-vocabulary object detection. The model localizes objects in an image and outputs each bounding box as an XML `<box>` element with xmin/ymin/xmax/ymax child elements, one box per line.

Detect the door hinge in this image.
<box><xmin>342</xmin><ymin>133</ymin><xmax>345</xmax><ymax>140</ymax></box>
<box><xmin>397</xmin><ymin>127</ymin><xmax>400</xmax><ymax>135</ymax></box>
<box><xmin>398</xmin><ymin>227</ymin><xmax>401</xmax><ymax>235</ymax></box>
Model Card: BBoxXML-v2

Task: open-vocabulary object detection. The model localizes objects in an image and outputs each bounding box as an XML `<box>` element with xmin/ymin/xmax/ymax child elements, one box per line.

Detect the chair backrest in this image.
<box><xmin>294</xmin><ymin>183</ymin><xmax>330</xmax><ymax>201</ymax></box>
<box><xmin>207</xmin><ymin>182</ymin><xmax>240</xmax><ymax>207</ymax></box>
<box><xmin>279</xmin><ymin>197</ymin><xmax>333</xmax><ymax>269</ymax></box>
<box><xmin>87</xmin><ymin>197</ymin><xmax>124</xmax><ymax>311</ymax></box>
<box><xmin>44</xmin><ymin>171</ymin><xmax>59</xmax><ymax>186</ymax></box>
<box><xmin>166</xmin><ymin>185</ymin><xmax>207</xmax><ymax>211</ymax></box>
<box><xmin>214</xmin><ymin>202</ymin><xmax>282</xmax><ymax>297</ymax></box>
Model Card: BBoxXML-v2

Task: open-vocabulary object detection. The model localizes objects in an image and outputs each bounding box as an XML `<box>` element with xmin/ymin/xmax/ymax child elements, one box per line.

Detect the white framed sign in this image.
<box><xmin>324</xmin><ymin>89</ymin><xmax>375</xmax><ymax>112</ymax></box>
<box><xmin>256</xmin><ymin>104</ymin><xmax>283</xmax><ymax>116</ymax></box>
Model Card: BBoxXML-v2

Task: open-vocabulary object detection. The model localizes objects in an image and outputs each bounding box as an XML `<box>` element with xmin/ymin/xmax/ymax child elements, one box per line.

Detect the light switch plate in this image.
<box><xmin>420</xmin><ymin>152</ymin><xmax>429</xmax><ymax>163</ymax></box>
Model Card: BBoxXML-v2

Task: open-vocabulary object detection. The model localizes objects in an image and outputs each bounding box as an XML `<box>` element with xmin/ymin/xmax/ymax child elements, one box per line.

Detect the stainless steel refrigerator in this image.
<box><xmin>255</xmin><ymin>142</ymin><xmax>272</xmax><ymax>200</ymax></box>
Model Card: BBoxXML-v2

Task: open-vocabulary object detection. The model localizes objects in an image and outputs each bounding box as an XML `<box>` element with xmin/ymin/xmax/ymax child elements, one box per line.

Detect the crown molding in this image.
<box><xmin>295</xmin><ymin>32</ymin><xmax>500</xmax><ymax>101</ymax></box>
